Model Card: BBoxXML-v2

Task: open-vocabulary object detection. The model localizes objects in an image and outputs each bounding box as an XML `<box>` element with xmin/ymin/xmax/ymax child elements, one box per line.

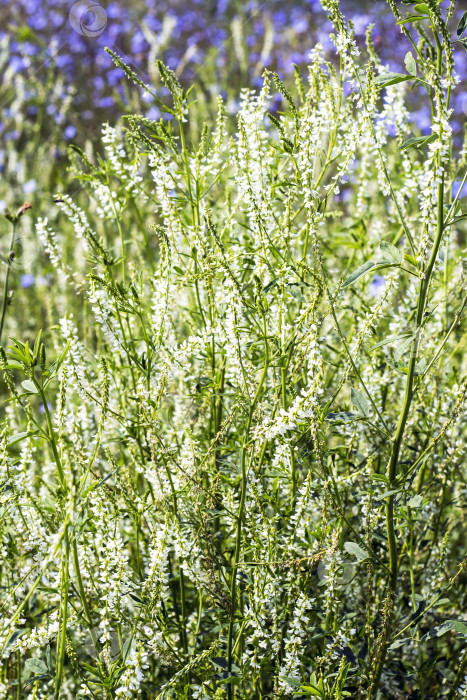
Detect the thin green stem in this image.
<box><xmin>54</xmin><ymin>529</ymin><xmax>70</xmax><ymax>700</ymax></box>
<box><xmin>0</xmin><ymin>221</ymin><xmax>16</xmax><ymax>344</ymax></box>
<box><xmin>227</xmin><ymin>316</ymin><xmax>269</xmax><ymax>699</ymax></box>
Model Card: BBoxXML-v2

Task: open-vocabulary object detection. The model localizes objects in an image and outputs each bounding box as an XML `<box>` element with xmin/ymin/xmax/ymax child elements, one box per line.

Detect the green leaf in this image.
<box><xmin>350</xmin><ymin>387</ymin><xmax>369</xmax><ymax>418</ymax></box>
<box><xmin>286</xmin><ymin>284</ymin><xmax>306</xmax><ymax>303</ymax></box>
<box><xmin>394</xmin><ymin>334</ymin><xmax>415</xmax><ymax>362</ymax></box>
<box><xmin>32</xmin><ymin>330</ymin><xmax>42</xmax><ymax>359</ymax></box>
<box><xmin>8</xmin><ymin>430</ymin><xmax>39</xmax><ymax>446</ymax></box>
<box><xmin>451</xmin><ymin>621</ymin><xmax>467</xmax><ymax>635</ymax></box>
<box><xmin>397</xmin><ymin>134</ymin><xmax>436</xmax><ymax>151</ymax></box>
<box><xmin>279</xmin><ymin>676</ymin><xmax>302</xmax><ymax>688</ymax></box>
<box><xmin>458</xmin><ymin>11</ymin><xmax>467</xmax><ymax>37</ymax></box>
<box><xmin>403</xmin><ymin>253</ymin><xmax>419</xmax><ymax>268</ymax></box>
<box><xmin>446</xmin><ymin>214</ymin><xmax>467</xmax><ymax>227</ymax></box>
<box><xmin>397</xmin><ymin>15</ymin><xmax>426</xmax><ymax>25</ymax></box>
<box><xmin>325</xmin><ymin>412</ymin><xmax>360</xmax><ymax>424</ymax></box>
<box><xmin>23</xmin><ymin>674</ymin><xmax>51</xmax><ymax>689</ymax></box>
<box><xmin>421</xmin><ymin>620</ymin><xmax>467</xmax><ymax>642</ymax></box>
<box><xmin>369</xmin><ymin>332</ymin><xmax>413</xmax><ymax>352</ymax></box>
<box><xmin>24</xmin><ymin>659</ymin><xmax>49</xmax><ymax>678</ymax></box>
<box><xmin>414</xmin><ymin>3</ymin><xmax>430</xmax><ymax>14</ymax></box>
<box><xmin>374</xmin><ymin>72</ymin><xmax>413</xmax><ymax>87</ymax></box>
<box><xmin>404</xmin><ymin>51</ymin><xmax>417</xmax><ymax>76</ymax></box>
<box><xmin>296</xmin><ymin>686</ymin><xmax>323</xmax><ymax>697</ymax></box>
<box><xmin>344</xmin><ymin>541</ymin><xmax>369</xmax><ymax>561</ymax></box>
<box><xmin>6</xmin><ymin>360</ymin><xmax>23</xmax><ymax>369</ymax></box>
<box><xmin>407</xmin><ymin>494</ymin><xmax>423</xmax><ymax>508</ymax></box>
<box><xmin>21</xmin><ymin>380</ymin><xmax>38</xmax><ymax>394</ymax></box>
<box><xmin>380</xmin><ymin>240</ymin><xmax>401</xmax><ymax>264</ymax></box>
<box><xmin>342</xmin><ymin>261</ymin><xmax>375</xmax><ymax>287</ymax></box>
<box><xmin>388</xmin><ymin>637</ymin><xmax>412</xmax><ymax>650</ymax></box>
<box><xmin>455</xmin><ymin>37</ymin><xmax>467</xmax><ymax>51</ymax></box>
<box><xmin>376</xmin><ymin>488</ymin><xmax>403</xmax><ymax>500</ymax></box>
<box><xmin>81</xmin><ymin>662</ymin><xmax>101</xmax><ymax>678</ymax></box>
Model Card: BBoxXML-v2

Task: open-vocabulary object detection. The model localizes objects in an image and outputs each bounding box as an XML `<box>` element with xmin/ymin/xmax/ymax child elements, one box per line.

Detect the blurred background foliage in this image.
<box><xmin>0</xmin><ymin>0</ymin><xmax>465</xmax><ymax>340</ymax></box>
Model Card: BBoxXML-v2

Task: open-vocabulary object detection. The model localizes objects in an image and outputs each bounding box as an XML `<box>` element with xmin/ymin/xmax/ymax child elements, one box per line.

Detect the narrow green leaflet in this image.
<box><xmin>351</xmin><ymin>387</ymin><xmax>370</xmax><ymax>418</ymax></box>
<box><xmin>397</xmin><ymin>134</ymin><xmax>437</xmax><ymax>151</ymax></box>
<box><xmin>369</xmin><ymin>332</ymin><xmax>413</xmax><ymax>352</ymax></box>
<box><xmin>394</xmin><ymin>334</ymin><xmax>416</xmax><ymax>362</ymax></box>
<box><xmin>404</xmin><ymin>51</ymin><xmax>417</xmax><ymax>76</ymax></box>
<box><xmin>374</xmin><ymin>72</ymin><xmax>413</xmax><ymax>87</ymax></box>
<box><xmin>7</xmin><ymin>430</ymin><xmax>39</xmax><ymax>446</ymax></box>
<box><xmin>342</xmin><ymin>260</ymin><xmax>375</xmax><ymax>287</ymax></box>
<box><xmin>21</xmin><ymin>380</ymin><xmax>38</xmax><ymax>394</ymax></box>
<box><xmin>325</xmin><ymin>412</ymin><xmax>360</xmax><ymax>424</ymax></box>
<box><xmin>24</xmin><ymin>658</ymin><xmax>49</xmax><ymax>678</ymax></box>
<box><xmin>457</xmin><ymin>10</ymin><xmax>467</xmax><ymax>37</ymax></box>
<box><xmin>286</xmin><ymin>284</ymin><xmax>307</xmax><ymax>303</ymax></box>
<box><xmin>421</xmin><ymin>620</ymin><xmax>467</xmax><ymax>642</ymax></box>
<box><xmin>414</xmin><ymin>3</ymin><xmax>430</xmax><ymax>14</ymax></box>
<box><xmin>388</xmin><ymin>637</ymin><xmax>412</xmax><ymax>650</ymax></box>
<box><xmin>380</xmin><ymin>240</ymin><xmax>401</xmax><ymax>264</ymax></box>
<box><xmin>407</xmin><ymin>495</ymin><xmax>423</xmax><ymax>508</ymax></box>
<box><xmin>397</xmin><ymin>15</ymin><xmax>426</xmax><ymax>25</ymax></box>
<box><xmin>344</xmin><ymin>541</ymin><xmax>369</xmax><ymax>561</ymax></box>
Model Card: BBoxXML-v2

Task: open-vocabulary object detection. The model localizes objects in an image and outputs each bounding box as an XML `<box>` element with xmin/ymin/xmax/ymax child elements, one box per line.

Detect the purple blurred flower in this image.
<box><xmin>21</xmin><ymin>274</ymin><xmax>35</xmax><ymax>288</ymax></box>
<box><xmin>369</xmin><ymin>275</ymin><xmax>386</xmax><ymax>296</ymax></box>
<box><xmin>64</xmin><ymin>125</ymin><xmax>77</xmax><ymax>139</ymax></box>
<box><xmin>22</xmin><ymin>179</ymin><xmax>37</xmax><ymax>194</ymax></box>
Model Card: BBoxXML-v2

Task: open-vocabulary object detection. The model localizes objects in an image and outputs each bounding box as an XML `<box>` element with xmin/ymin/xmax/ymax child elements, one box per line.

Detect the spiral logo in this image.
<box><xmin>69</xmin><ymin>0</ymin><xmax>107</xmax><ymax>38</ymax></box>
<box><xmin>317</xmin><ymin>556</ymin><xmax>355</xmax><ymax>587</ymax></box>
<box><xmin>0</xmin><ymin>231</ymin><xmax>38</xmax><ymax>273</ymax></box>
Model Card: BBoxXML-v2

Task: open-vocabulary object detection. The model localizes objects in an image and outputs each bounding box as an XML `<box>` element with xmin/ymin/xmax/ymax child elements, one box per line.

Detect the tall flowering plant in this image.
<box><xmin>0</xmin><ymin>1</ymin><xmax>467</xmax><ymax>698</ymax></box>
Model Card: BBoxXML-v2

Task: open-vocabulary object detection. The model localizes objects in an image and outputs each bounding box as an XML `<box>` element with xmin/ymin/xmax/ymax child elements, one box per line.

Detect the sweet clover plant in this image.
<box><xmin>1</xmin><ymin>1</ymin><xmax>467</xmax><ymax>698</ymax></box>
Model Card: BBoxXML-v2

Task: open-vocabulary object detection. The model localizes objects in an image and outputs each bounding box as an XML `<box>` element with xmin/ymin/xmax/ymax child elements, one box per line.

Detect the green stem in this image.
<box><xmin>72</xmin><ymin>540</ymin><xmax>99</xmax><ymax>653</ymax></box>
<box><xmin>54</xmin><ymin>529</ymin><xmax>70</xmax><ymax>700</ymax></box>
<box><xmin>0</xmin><ymin>221</ymin><xmax>16</xmax><ymax>344</ymax></box>
<box><xmin>371</xmin><ymin>143</ymin><xmax>446</xmax><ymax>700</ymax></box>
<box><xmin>16</xmin><ymin>650</ymin><xmax>21</xmax><ymax>700</ymax></box>
<box><xmin>227</xmin><ymin>318</ymin><xmax>269</xmax><ymax>699</ymax></box>
<box><xmin>33</xmin><ymin>377</ymin><xmax>66</xmax><ymax>488</ymax></box>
